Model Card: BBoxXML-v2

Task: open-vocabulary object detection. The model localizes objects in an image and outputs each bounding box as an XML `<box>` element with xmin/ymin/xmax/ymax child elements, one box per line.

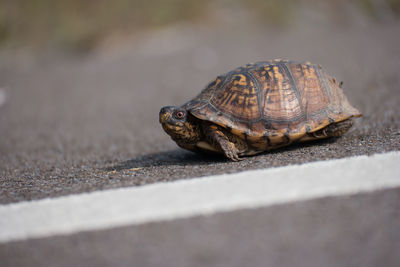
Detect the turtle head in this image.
<box><xmin>159</xmin><ymin>106</ymin><xmax>202</xmax><ymax>143</ymax></box>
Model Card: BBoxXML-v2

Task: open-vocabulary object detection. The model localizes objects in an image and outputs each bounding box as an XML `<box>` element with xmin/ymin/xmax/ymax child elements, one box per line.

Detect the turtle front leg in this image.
<box><xmin>202</xmin><ymin>123</ymin><xmax>243</xmax><ymax>161</ymax></box>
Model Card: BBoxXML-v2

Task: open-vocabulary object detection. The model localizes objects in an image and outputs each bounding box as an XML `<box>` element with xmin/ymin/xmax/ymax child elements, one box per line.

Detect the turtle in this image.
<box><xmin>159</xmin><ymin>59</ymin><xmax>361</xmax><ymax>161</ymax></box>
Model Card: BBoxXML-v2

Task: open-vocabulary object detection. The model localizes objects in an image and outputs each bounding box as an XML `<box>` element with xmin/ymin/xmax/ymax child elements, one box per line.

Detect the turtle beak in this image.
<box><xmin>159</xmin><ymin>106</ymin><xmax>173</xmax><ymax>123</ymax></box>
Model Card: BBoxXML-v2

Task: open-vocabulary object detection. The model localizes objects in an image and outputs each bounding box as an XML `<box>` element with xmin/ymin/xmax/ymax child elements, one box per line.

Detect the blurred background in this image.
<box><xmin>1</xmin><ymin>0</ymin><xmax>400</xmax><ymax>202</ymax></box>
<box><xmin>0</xmin><ymin>0</ymin><xmax>399</xmax><ymax>53</ymax></box>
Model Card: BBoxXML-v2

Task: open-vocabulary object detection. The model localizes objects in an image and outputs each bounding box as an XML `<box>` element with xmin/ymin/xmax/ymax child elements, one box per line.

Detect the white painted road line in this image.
<box><xmin>1</xmin><ymin>152</ymin><xmax>400</xmax><ymax>243</ymax></box>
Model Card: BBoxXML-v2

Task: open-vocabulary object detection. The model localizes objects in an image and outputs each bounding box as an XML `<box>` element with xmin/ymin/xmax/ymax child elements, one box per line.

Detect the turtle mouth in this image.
<box><xmin>159</xmin><ymin>114</ymin><xmax>185</xmax><ymax>127</ymax></box>
<box><xmin>159</xmin><ymin>110</ymin><xmax>184</xmax><ymax>133</ymax></box>
<box><xmin>159</xmin><ymin>112</ymin><xmax>171</xmax><ymax>123</ymax></box>
<box><xmin>159</xmin><ymin>106</ymin><xmax>178</xmax><ymax>124</ymax></box>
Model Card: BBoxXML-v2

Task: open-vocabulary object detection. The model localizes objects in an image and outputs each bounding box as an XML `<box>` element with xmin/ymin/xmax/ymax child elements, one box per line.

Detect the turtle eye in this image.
<box><xmin>175</xmin><ymin>111</ymin><xmax>185</xmax><ymax>119</ymax></box>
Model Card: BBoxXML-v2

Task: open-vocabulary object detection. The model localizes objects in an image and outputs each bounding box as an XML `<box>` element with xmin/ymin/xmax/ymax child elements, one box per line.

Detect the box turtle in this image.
<box><xmin>159</xmin><ymin>60</ymin><xmax>361</xmax><ymax>161</ymax></box>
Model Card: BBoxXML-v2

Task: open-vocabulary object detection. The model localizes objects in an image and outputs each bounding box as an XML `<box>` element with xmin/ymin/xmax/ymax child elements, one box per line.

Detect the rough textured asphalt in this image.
<box><xmin>1</xmin><ymin>8</ymin><xmax>400</xmax><ymax>204</ymax></box>
<box><xmin>2</xmin><ymin>187</ymin><xmax>399</xmax><ymax>267</ymax></box>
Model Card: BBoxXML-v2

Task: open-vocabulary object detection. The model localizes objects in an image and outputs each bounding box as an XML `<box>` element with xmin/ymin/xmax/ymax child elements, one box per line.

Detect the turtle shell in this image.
<box><xmin>183</xmin><ymin>60</ymin><xmax>361</xmax><ymax>149</ymax></box>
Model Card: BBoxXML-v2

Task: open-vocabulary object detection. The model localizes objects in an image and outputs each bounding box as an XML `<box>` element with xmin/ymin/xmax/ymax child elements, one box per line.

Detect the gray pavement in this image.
<box><xmin>2</xmin><ymin>187</ymin><xmax>399</xmax><ymax>267</ymax></box>
<box><xmin>1</xmin><ymin>5</ymin><xmax>400</xmax><ymax>267</ymax></box>
<box><xmin>1</xmin><ymin>9</ymin><xmax>400</xmax><ymax>204</ymax></box>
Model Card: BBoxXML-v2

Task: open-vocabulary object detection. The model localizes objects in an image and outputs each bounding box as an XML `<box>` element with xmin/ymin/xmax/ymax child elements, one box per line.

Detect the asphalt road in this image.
<box><xmin>2</xmin><ymin>187</ymin><xmax>400</xmax><ymax>267</ymax></box>
<box><xmin>1</xmin><ymin>6</ymin><xmax>400</xmax><ymax>267</ymax></box>
<box><xmin>1</xmin><ymin>10</ymin><xmax>400</xmax><ymax>204</ymax></box>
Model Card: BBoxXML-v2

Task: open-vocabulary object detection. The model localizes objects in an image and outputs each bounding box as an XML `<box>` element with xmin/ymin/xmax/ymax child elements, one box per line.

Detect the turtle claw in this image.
<box><xmin>230</xmin><ymin>151</ymin><xmax>244</xmax><ymax>162</ymax></box>
<box><xmin>227</xmin><ymin>151</ymin><xmax>240</xmax><ymax>162</ymax></box>
<box><xmin>232</xmin><ymin>155</ymin><xmax>244</xmax><ymax>162</ymax></box>
<box><xmin>222</xmin><ymin>142</ymin><xmax>243</xmax><ymax>162</ymax></box>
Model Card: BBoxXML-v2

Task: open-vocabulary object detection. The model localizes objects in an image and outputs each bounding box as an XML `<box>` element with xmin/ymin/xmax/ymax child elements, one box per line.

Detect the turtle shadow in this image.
<box><xmin>105</xmin><ymin>149</ymin><xmax>226</xmax><ymax>171</ymax></box>
<box><xmin>269</xmin><ymin>137</ymin><xmax>338</xmax><ymax>154</ymax></box>
<box><xmin>257</xmin><ymin>137</ymin><xmax>341</xmax><ymax>160</ymax></box>
<box><xmin>105</xmin><ymin>137</ymin><xmax>340</xmax><ymax>171</ymax></box>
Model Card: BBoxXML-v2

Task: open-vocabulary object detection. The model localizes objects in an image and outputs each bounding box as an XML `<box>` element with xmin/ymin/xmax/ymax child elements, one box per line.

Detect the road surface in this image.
<box><xmin>1</xmin><ymin>6</ymin><xmax>400</xmax><ymax>266</ymax></box>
